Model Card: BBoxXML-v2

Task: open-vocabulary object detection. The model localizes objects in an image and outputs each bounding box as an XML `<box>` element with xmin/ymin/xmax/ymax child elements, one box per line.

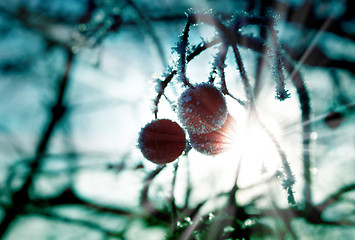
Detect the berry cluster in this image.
<box><xmin>138</xmin><ymin>83</ymin><xmax>236</xmax><ymax>164</ymax></box>
<box><xmin>136</xmin><ymin>12</ymin><xmax>299</xmax><ymax>204</ymax></box>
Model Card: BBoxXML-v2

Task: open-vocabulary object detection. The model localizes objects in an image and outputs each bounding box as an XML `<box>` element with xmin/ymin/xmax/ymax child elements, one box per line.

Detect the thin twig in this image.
<box><xmin>282</xmin><ymin>55</ymin><xmax>312</xmax><ymax>210</ymax></box>
<box><xmin>269</xmin><ymin>26</ymin><xmax>290</xmax><ymax>100</ymax></box>
<box><xmin>177</xmin><ymin>19</ymin><xmax>192</xmax><ymax>87</ymax></box>
<box><xmin>153</xmin><ymin>37</ymin><xmax>221</xmax><ymax>118</ymax></box>
<box><xmin>171</xmin><ymin>162</ymin><xmax>179</xmax><ymax>233</ymax></box>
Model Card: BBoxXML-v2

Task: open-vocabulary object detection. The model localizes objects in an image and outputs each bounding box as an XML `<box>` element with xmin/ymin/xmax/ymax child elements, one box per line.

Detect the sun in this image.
<box><xmin>219</xmin><ymin>91</ymin><xmax>302</xmax><ymax>188</ymax></box>
<box><xmin>226</xmin><ymin>112</ymin><xmax>284</xmax><ymax>186</ymax></box>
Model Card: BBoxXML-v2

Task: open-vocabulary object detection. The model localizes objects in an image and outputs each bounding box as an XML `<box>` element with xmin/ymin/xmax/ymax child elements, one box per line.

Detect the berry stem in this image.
<box><xmin>189</xmin><ymin>12</ymin><xmax>297</xmax><ymax>204</ymax></box>
<box><xmin>177</xmin><ymin>19</ymin><xmax>192</xmax><ymax>87</ymax></box>
<box><xmin>153</xmin><ymin>38</ymin><xmax>221</xmax><ymax>118</ymax></box>
<box><xmin>269</xmin><ymin>25</ymin><xmax>290</xmax><ymax>100</ymax></box>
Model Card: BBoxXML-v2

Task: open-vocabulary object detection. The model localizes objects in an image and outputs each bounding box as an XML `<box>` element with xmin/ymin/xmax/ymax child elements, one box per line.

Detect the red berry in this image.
<box><xmin>177</xmin><ymin>83</ymin><xmax>228</xmax><ymax>134</ymax></box>
<box><xmin>324</xmin><ymin>111</ymin><xmax>343</xmax><ymax>129</ymax></box>
<box><xmin>189</xmin><ymin>114</ymin><xmax>237</xmax><ymax>155</ymax></box>
<box><xmin>138</xmin><ymin>119</ymin><xmax>186</xmax><ymax>164</ymax></box>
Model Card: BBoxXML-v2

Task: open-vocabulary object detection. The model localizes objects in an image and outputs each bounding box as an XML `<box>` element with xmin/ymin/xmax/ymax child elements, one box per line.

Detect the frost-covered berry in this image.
<box><xmin>177</xmin><ymin>83</ymin><xmax>228</xmax><ymax>134</ymax></box>
<box><xmin>189</xmin><ymin>114</ymin><xmax>236</xmax><ymax>155</ymax></box>
<box><xmin>138</xmin><ymin>119</ymin><xmax>186</xmax><ymax>164</ymax></box>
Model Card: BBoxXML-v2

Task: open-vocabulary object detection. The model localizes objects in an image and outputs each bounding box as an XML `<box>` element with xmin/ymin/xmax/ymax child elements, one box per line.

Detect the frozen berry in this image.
<box><xmin>138</xmin><ymin>119</ymin><xmax>186</xmax><ymax>164</ymax></box>
<box><xmin>324</xmin><ymin>111</ymin><xmax>343</xmax><ymax>129</ymax></box>
<box><xmin>189</xmin><ymin>114</ymin><xmax>236</xmax><ymax>155</ymax></box>
<box><xmin>177</xmin><ymin>83</ymin><xmax>228</xmax><ymax>134</ymax></box>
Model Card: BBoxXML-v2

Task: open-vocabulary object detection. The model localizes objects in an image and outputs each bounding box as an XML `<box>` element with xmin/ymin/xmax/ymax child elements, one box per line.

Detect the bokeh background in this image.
<box><xmin>0</xmin><ymin>0</ymin><xmax>354</xmax><ymax>239</ymax></box>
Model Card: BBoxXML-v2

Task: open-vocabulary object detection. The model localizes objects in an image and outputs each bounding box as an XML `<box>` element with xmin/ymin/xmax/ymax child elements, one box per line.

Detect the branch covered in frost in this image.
<box><xmin>269</xmin><ymin>25</ymin><xmax>290</xmax><ymax>101</ymax></box>
<box><xmin>153</xmin><ymin>70</ymin><xmax>177</xmax><ymax>119</ymax></box>
<box><xmin>175</xmin><ymin>19</ymin><xmax>192</xmax><ymax>87</ymax></box>
<box><xmin>257</xmin><ymin>118</ymin><xmax>296</xmax><ymax>205</ymax></box>
<box><xmin>153</xmin><ymin>38</ymin><xmax>221</xmax><ymax>118</ymax></box>
<box><xmin>282</xmin><ymin>55</ymin><xmax>312</xmax><ymax>209</ymax></box>
<box><xmin>182</xmin><ymin>12</ymin><xmax>296</xmax><ymax>203</ymax></box>
<box><xmin>187</xmin><ymin>13</ymin><xmax>255</xmax><ymax>105</ymax></box>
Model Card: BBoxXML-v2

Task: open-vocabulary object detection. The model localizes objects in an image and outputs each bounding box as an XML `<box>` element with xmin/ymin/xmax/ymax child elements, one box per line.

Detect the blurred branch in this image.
<box><xmin>184</xmin><ymin>157</ymin><xmax>192</xmax><ymax>209</ymax></box>
<box><xmin>127</xmin><ymin>0</ymin><xmax>354</xmax><ymax>42</ymax></box>
<box><xmin>0</xmin><ymin>48</ymin><xmax>73</xmax><ymax>238</ymax></box>
<box><xmin>140</xmin><ymin>165</ymin><xmax>170</xmax><ymax>222</ymax></box>
<box><xmin>0</xmin><ymin>123</ymin><xmax>27</xmax><ymax>157</ymax></box>
<box><xmin>270</xmin><ymin>200</ymin><xmax>298</xmax><ymax>240</ymax></box>
<box><xmin>0</xmin><ymin>7</ymin><xmax>75</xmax><ymax>48</ymax></box>
<box><xmin>143</xmin><ymin>8</ymin><xmax>355</xmax><ymax>76</ymax></box>
<box><xmin>316</xmin><ymin>183</ymin><xmax>355</xmax><ymax>213</ymax></box>
<box><xmin>275</xmin><ymin>0</ymin><xmax>355</xmax><ymax>41</ymax></box>
<box><xmin>125</xmin><ymin>0</ymin><xmax>167</xmax><ymax>66</ymax></box>
<box><xmin>284</xmin><ymin>44</ymin><xmax>355</xmax><ymax>75</ymax></box>
<box><xmin>282</xmin><ymin>55</ymin><xmax>312</xmax><ymax>210</ymax></box>
<box><xmin>33</xmin><ymin>210</ymin><xmax>124</xmax><ymax>238</ymax></box>
<box><xmin>170</xmin><ymin>163</ymin><xmax>179</xmax><ymax>233</ymax></box>
<box><xmin>32</xmin><ymin>187</ymin><xmax>131</xmax><ymax>216</ymax></box>
<box><xmin>249</xmin><ymin>194</ymin><xmax>355</xmax><ymax>227</ymax></box>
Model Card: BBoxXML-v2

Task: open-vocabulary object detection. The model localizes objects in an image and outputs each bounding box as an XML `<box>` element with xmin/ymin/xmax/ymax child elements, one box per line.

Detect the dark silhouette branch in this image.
<box><xmin>32</xmin><ymin>187</ymin><xmax>131</xmax><ymax>216</ymax></box>
<box><xmin>32</xmin><ymin>211</ymin><xmax>124</xmax><ymax>237</ymax></box>
<box><xmin>0</xmin><ymin>48</ymin><xmax>73</xmax><ymax>239</ymax></box>
<box><xmin>282</xmin><ymin>55</ymin><xmax>312</xmax><ymax>210</ymax></box>
<box><xmin>316</xmin><ymin>183</ymin><xmax>355</xmax><ymax>213</ymax></box>
<box><xmin>170</xmin><ymin>163</ymin><xmax>179</xmax><ymax>233</ymax></box>
<box><xmin>140</xmin><ymin>165</ymin><xmax>170</xmax><ymax>222</ymax></box>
